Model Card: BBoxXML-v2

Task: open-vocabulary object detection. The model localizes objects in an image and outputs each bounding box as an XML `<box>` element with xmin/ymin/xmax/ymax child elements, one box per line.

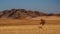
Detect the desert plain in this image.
<box><xmin>0</xmin><ymin>16</ymin><xmax>60</xmax><ymax>34</ymax></box>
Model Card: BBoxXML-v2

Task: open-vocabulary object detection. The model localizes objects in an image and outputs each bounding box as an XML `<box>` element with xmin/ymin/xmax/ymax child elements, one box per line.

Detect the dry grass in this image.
<box><xmin>0</xmin><ymin>25</ymin><xmax>60</xmax><ymax>34</ymax></box>
<box><xmin>0</xmin><ymin>18</ymin><xmax>40</xmax><ymax>25</ymax></box>
<box><xmin>0</xmin><ymin>16</ymin><xmax>60</xmax><ymax>25</ymax></box>
<box><xmin>0</xmin><ymin>16</ymin><xmax>60</xmax><ymax>34</ymax></box>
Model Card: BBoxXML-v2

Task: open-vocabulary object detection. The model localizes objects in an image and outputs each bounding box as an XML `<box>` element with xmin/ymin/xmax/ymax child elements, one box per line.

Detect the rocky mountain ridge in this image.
<box><xmin>0</xmin><ymin>9</ymin><xmax>60</xmax><ymax>19</ymax></box>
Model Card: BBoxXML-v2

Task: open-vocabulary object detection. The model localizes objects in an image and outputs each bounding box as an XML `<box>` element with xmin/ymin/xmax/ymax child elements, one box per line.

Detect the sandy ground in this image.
<box><xmin>0</xmin><ymin>25</ymin><xmax>60</xmax><ymax>34</ymax></box>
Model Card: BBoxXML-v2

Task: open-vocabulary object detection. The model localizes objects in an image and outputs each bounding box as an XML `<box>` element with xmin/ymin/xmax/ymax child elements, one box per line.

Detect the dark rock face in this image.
<box><xmin>0</xmin><ymin>9</ymin><xmax>60</xmax><ymax>19</ymax></box>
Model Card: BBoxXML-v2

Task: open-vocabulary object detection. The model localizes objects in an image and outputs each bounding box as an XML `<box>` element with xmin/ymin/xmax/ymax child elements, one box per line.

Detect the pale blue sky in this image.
<box><xmin>0</xmin><ymin>0</ymin><xmax>60</xmax><ymax>13</ymax></box>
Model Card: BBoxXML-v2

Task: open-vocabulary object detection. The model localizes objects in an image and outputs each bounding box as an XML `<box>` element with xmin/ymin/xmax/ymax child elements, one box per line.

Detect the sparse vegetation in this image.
<box><xmin>40</xmin><ymin>19</ymin><xmax>45</xmax><ymax>26</ymax></box>
<box><xmin>39</xmin><ymin>19</ymin><xmax>45</xmax><ymax>29</ymax></box>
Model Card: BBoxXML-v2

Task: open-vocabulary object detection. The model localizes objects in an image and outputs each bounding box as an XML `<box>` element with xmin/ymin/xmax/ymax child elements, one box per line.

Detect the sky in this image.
<box><xmin>0</xmin><ymin>0</ymin><xmax>60</xmax><ymax>13</ymax></box>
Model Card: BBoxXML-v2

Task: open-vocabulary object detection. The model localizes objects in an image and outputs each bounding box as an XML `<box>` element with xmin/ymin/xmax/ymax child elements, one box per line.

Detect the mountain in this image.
<box><xmin>0</xmin><ymin>9</ymin><xmax>46</xmax><ymax>19</ymax></box>
<box><xmin>0</xmin><ymin>9</ymin><xmax>60</xmax><ymax>19</ymax></box>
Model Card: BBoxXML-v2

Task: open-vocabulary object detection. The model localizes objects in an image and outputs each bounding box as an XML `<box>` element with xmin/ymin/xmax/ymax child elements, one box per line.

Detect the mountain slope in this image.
<box><xmin>0</xmin><ymin>9</ymin><xmax>46</xmax><ymax>19</ymax></box>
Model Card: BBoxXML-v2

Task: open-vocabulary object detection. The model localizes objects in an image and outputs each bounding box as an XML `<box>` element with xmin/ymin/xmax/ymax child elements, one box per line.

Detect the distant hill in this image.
<box><xmin>0</xmin><ymin>9</ymin><xmax>60</xmax><ymax>19</ymax></box>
